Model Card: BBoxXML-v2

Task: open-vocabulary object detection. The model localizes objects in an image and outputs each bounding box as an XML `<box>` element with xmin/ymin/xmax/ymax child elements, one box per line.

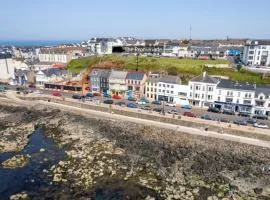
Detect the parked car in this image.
<box><xmin>218</xmin><ymin>117</ymin><xmax>230</xmax><ymax>123</ymax></box>
<box><xmin>208</xmin><ymin>107</ymin><xmax>220</xmax><ymax>113</ymax></box>
<box><xmin>33</xmin><ymin>90</ymin><xmax>41</xmax><ymax>94</ymax></box>
<box><xmin>115</xmin><ymin>101</ymin><xmax>126</xmax><ymax>106</ymax></box>
<box><xmin>139</xmin><ymin>98</ymin><xmax>149</xmax><ymax>103</ymax></box>
<box><xmin>222</xmin><ymin>109</ymin><xmax>235</xmax><ymax>115</ymax></box>
<box><xmin>93</xmin><ymin>93</ymin><xmax>101</xmax><ymax>96</ymax></box>
<box><xmin>254</xmin><ymin>122</ymin><xmax>269</xmax><ymax>129</ymax></box>
<box><xmin>181</xmin><ymin>105</ymin><xmax>192</xmax><ymax>109</ymax></box>
<box><xmin>166</xmin><ymin>102</ymin><xmax>176</xmax><ymax>107</ymax></box>
<box><xmin>168</xmin><ymin>109</ymin><xmax>178</xmax><ymax>115</ymax></box>
<box><xmin>72</xmin><ymin>94</ymin><xmax>82</xmax><ymax>99</ymax></box>
<box><xmin>103</xmin><ymin>99</ymin><xmax>114</xmax><ymax>104</ymax></box>
<box><xmin>103</xmin><ymin>93</ymin><xmax>111</xmax><ymax>98</ymax></box>
<box><xmin>52</xmin><ymin>92</ymin><xmax>61</xmax><ymax>97</ymax></box>
<box><xmin>245</xmin><ymin>118</ymin><xmax>257</xmax><ymax>124</ymax></box>
<box><xmin>233</xmin><ymin>120</ymin><xmax>248</xmax><ymax>126</ymax></box>
<box><xmin>86</xmin><ymin>93</ymin><xmax>94</xmax><ymax>98</ymax></box>
<box><xmin>153</xmin><ymin>107</ymin><xmax>162</xmax><ymax>112</ymax></box>
<box><xmin>151</xmin><ymin>100</ymin><xmax>161</xmax><ymax>105</ymax></box>
<box><xmin>201</xmin><ymin>114</ymin><xmax>214</xmax><ymax>120</ymax></box>
<box><xmin>141</xmin><ymin>105</ymin><xmax>151</xmax><ymax>110</ymax></box>
<box><xmin>128</xmin><ymin>97</ymin><xmax>137</xmax><ymax>101</ymax></box>
<box><xmin>127</xmin><ymin>103</ymin><xmax>137</xmax><ymax>108</ymax></box>
<box><xmin>253</xmin><ymin>114</ymin><xmax>268</xmax><ymax>120</ymax></box>
<box><xmin>184</xmin><ymin>111</ymin><xmax>197</xmax><ymax>118</ymax></box>
<box><xmin>137</xmin><ymin>101</ymin><xmax>147</xmax><ymax>105</ymax></box>
<box><xmin>112</xmin><ymin>95</ymin><xmax>121</xmax><ymax>99</ymax></box>
<box><xmin>238</xmin><ymin>111</ymin><xmax>252</xmax><ymax>117</ymax></box>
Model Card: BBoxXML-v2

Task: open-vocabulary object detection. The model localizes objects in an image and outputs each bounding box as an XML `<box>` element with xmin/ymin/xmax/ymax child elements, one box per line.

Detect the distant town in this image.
<box><xmin>0</xmin><ymin>37</ymin><xmax>270</xmax><ymax>118</ymax></box>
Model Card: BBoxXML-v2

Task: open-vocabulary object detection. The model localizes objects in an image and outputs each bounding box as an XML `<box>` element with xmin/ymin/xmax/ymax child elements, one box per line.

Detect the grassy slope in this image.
<box><xmin>67</xmin><ymin>55</ymin><xmax>270</xmax><ymax>85</ymax></box>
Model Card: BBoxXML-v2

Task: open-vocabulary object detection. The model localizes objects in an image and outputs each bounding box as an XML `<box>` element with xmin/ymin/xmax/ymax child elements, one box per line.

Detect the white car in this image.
<box><xmin>33</xmin><ymin>90</ymin><xmax>41</xmax><ymax>94</ymax></box>
<box><xmin>166</xmin><ymin>102</ymin><xmax>176</xmax><ymax>107</ymax></box>
<box><xmin>137</xmin><ymin>101</ymin><xmax>146</xmax><ymax>105</ymax></box>
<box><xmin>254</xmin><ymin>123</ymin><xmax>269</xmax><ymax>129</ymax></box>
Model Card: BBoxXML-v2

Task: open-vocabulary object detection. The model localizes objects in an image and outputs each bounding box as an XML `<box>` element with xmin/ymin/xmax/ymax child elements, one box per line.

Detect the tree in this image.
<box><xmin>237</xmin><ymin>64</ymin><xmax>242</xmax><ymax>72</ymax></box>
<box><xmin>167</xmin><ymin>66</ymin><xmax>178</xmax><ymax>75</ymax></box>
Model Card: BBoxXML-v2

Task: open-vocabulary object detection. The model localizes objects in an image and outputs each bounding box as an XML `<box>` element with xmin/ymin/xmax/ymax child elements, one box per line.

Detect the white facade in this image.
<box><xmin>178</xmin><ymin>46</ymin><xmax>196</xmax><ymax>58</ymax></box>
<box><xmin>242</xmin><ymin>40</ymin><xmax>270</xmax><ymax>66</ymax></box>
<box><xmin>254</xmin><ymin>88</ymin><xmax>270</xmax><ymax>115</ymax></box>
<box><xmin>0</xmin><ymin>58</ymin><xmax>29</xmax><ymax>82</ymax></box>
<box><xmin>39</xmin><ymin>54</ymin><xmax>68</xmax><ymax>63</ymax></box>
<box><xmin>188</xmin><ymin>72</ymin><xmax>219</xmax><ymax>108</ymax></box>
<box><xmin>215</xmin><ymin>88</ymin><xmax>255</xmax><ymax>106</ymax></box>
<box><xmin>36</xmin><ymin>70</ymin><xmax>49</xmax><ymax>85</ymax></box>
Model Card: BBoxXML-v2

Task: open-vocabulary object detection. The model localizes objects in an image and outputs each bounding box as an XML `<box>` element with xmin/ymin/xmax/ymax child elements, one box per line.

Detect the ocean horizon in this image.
<box><xmin>0</xmin><ymin>40</ymin><xmax>82</xmax><ymax>47</ymax></box>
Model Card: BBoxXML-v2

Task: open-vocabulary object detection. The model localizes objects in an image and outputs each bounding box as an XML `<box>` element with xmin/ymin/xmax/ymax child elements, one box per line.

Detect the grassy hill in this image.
<box><xmin>67</xmin><ymin>55</ymin><xmax>270</xmax><ymax>85</ymax></box>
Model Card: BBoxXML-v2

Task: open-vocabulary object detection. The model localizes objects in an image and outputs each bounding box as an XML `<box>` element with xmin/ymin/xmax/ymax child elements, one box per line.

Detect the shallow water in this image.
<box><xmin>0</xmin><ymin>128</ymin><xmax>66</xmax><ymax>200</ymax></box>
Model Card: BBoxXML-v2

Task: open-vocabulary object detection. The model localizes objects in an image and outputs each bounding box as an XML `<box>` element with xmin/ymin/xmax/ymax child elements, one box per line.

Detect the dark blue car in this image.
<box><xmin>152</xmin><ymin>100</ymin><xmax>161</xmax><ymax>105</ymax></box>
<box><xmin>181</xmin><ymin>105</ymin><xmax>192</xmax><ymax>109</ymax></box>
<box><xmin>103</xmin><ymin>93</ymin><xmax>111</xmax><ymax>98</ymax></box>
<box><xmin>127</xmin><ymin>103</ymin><xmax>137</xmax><ymax>108</ymax></box>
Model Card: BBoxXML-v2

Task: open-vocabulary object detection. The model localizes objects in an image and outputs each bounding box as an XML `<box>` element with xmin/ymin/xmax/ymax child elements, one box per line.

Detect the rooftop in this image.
<box><xmin>159</xmin><ymin>75</ymin><xmax>181</xmax><ymax>84</ymax></box>
<box><xmin>90</xmin><ymin>68</ymin><xmax>111</xmax><ymax>78</ymax></box>
<box><xmin>217</xmin><ymin>79</ymin><xmax>255</xmax><ymax>91</ymax></box>
<box><xmin>190</xmin><ymin>72</ymin><xmax>219</xmax><ymax>84</ymax></box>
<box><xmin>126</xmin><ymin>71</ymin><xmax>145</xmax><ymax>80</ymax></box>
<box><xmin>255</xmin><ymin>87</ymin><xmax>270</xmax><ymax>98</ymax></box>
<box><xmin>109</xmin><ymin>70</ymin><xmax>127</xmax><ymax>80</ymax></box>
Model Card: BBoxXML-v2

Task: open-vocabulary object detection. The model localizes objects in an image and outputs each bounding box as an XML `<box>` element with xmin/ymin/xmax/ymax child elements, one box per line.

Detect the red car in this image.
<box><xmin>52</xmin><ymin>92</ymin><xmax>61</xmax><ymax>97</ymax></box>
<box><xmin>112</xmin><ymin>95</ymin><xmax>121</xmax><ymax>99</ymax></box>
<box><xmin>93</xmin><ymin>93</ymin><xmax>101</xmax><ymax>96</ymax></box>
<box><xmin>183</xmin><ymin>111</ymin><xmax>197</xmax><ymax>118</ymax></box>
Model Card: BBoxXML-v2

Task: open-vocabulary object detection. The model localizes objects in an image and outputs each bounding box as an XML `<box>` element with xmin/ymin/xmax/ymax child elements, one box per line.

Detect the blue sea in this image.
<box><xmin>0</xmin><ymin>40</ymin><xmax>82</xmax><ymax>47</ymax></box>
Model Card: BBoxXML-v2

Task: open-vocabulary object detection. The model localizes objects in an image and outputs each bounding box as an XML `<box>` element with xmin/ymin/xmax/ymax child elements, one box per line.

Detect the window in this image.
<box><xmin>243</xmin><ymin>100</ymin><xmax>251</xmax><ymax>104</ymax></box>
<box><xmin>135</xmin><ymin>87</ymin><xmax>140</xmax><ymax>91</ymax></box>
<box><xmin>249</xmin><ymin>51</ymin><xmax>254</xmax><ymax>55</ymax></box>
<box><xmin>162</xmin><ymin>90</ymin><xmax>165</xmax><ymax>93</ymax></box>
<box><xmin>128</xmin><ymin>80</ymin><xmax>130</xmax><ymax>84</ymax></box>
<box><xmin>128</xmin><ymin>86</ymin><xmax>133</xmax><ymax>90</ymax></box>
<box><xmin>151</xmin><ymin>82</ymin><xmax>153</xmax><ymax>86</ymax></box>
<box><xmin>171</xmin><ymin>91</ymin><xmax>173</xmax><ymax>94</ymax></box>
<box><xmin>195</xmin><ymin>86</ymin><xmax>200</xmax><ymax>90</ymax></box>
<box><xmin>148</xmin><ymin>82</ymin><xmax>150</xmax><ymax>85</ymax></box>
<box><xmin>171</xmin><ymin>85</ymin><xmax>174</xmax><ymax>88</ymax></box>
<box><xmin>154</xmin><ymin>89</ymin><xmax>157</xmax><ymax>92</ymax></box>
<box><xmin>257</xmin><ymin>56</ymin><xmax>260</xmax><ymax>60</ymax></box>
<box><xmin>202</xmin><ymin>86</ymin><xmax>205</xmax><ymax>91</ymax></box>
<box><xmin>147</xmin><ymin>87</ymin><xmax>149</xmax><ymax>91</ymax></box>
<box><xmin>207</xmin><ymin>95</ymin><xmax>212</xmax><ymax>100</ymax></box>
<box><xmin>218</xmin><ymin>97</ymin><xmax>220</xmax><ymax>101</ymax></box>
<box><xmin>202</xmin><ymin>94</ymin><xmax>204</xmax><ymax>99</ymax></box>
<box><xmin>190</xmin><ymin>92</ymin><xmax>192</xmax><ymax>97</ymax></box>
<box><xmin>150</xmin><ymin>94</ymin><xmax>153</xmax><ymax>98</ymax></box>
<box><xmin>238</xmin><ymin>92</ymin><xmax>240</xmax><ymax>97</ymax></box>
<box><xmin>147</xmin><ymin>94</ymin><xmax>149</xmax><ymax>98</ymax></box>
<box><xmin>195</xmin><ymin>93</ymin><xmax>200</xmax><ymax>98</ymax></box>
<box><xmin>268</xmin><ymin>103</ymin><xmax>270</xmax><ymax>107</ymax></box>
<box><xmin>208</xmin><ymin>87</ymin><xmax>213</xmax><ymax>92</ymax></box>
<box><xmin>155</xmin><ymin>83</ymin><xmax>157</xmax><ymax>86</ymax></box>
<box><xmin>159</xmin><ymin>89</ymin><xmax>161</xmax><ymax>92</ymax></box>
<box><xmin>131</xmin><ymin>80</ymin><xmax>134</xmax><ymax>84</ymax></box>
<box><xmin>249</xmin><ymin>93</ymin><xmax>251</xmax><ymax>98</ymax></box>
<box><xmin>166</xmin><ymin>90</ymin><xmax>169</xmax><ymax>93</ymax></box>
<box><xmin>190</xmin><ymin>85</ymin><xmax>192</xmax><ymax>90</ymax></box>
<box><xmin>259</xmin><ymin>96</ymin><xmax>263</xmax><ymax>100</ymax></box>
<box><xmin>138</xmin><ymin>81</ymin><xmax>140</xmax><ymax>85</ymax></box>
<box><xmin>159</xmin><ymin>84</ymin><xmax>161</xmax><ymax>87</ymax></box>
<box><xmin>245</xmin><ymin>93</ymin><xmax>248</xmax><ymax>98</ymax></box>
<box><xmin>151</xmin><ymin>88</ymin><xmax>153</xmax><ymax>92</ymax></box>
<box><xmin>135</xmin><ymin>81</ymin><xmax>137</xmax><ymax>85</ymax></box>
<box><xmin>167</xmin><ymin>84</ymin><xmax>170</xmax><ymax>88</ymax></box>
<box><xmin>248</xmin><ymin>56</ymin><xmax>253</xmax><ymax>60</ymax></box>
<box><xmin>236</xmin><ymin>99</ymin><xmax>239</xmax><ymax>104</ymax></box>
<box><xmin>258</xmin><ymin>51</ymin><xmax>261</xmax><ymax>55</ymax></box>
<box><xmin>163</xmin><ymin>84</ymin><xmax>165</xmax><ymax>87</ymax></box>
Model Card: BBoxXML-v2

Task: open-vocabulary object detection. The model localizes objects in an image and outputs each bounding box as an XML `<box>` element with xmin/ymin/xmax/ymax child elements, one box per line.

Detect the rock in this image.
<box><xmin>253</xmin><ymin>187</ymin><xmax>263</xmax><ymax>194</ymax></box>
<box><xmin>10</xmin><ymin>192</ymin><xmax>28</xmax><ymax>200</ymax></box>
<box><xmin>2</xmin><ymin>155</ymin><xmax>29</xmax><ymax>169</ymax></box>
<box><xmin>186</xmin><ymin>191</ymin><xmax>193</xmax><ymax>196</ymax></box>
<box><xmin>39</xmin><ymin>148</ymin><xmax>45</xmax><ymax>152</ymax></box>
<box><xmin>207</xmin><ymin>196</ymin><xmax>218</xmax><ymax>200</ymax></box>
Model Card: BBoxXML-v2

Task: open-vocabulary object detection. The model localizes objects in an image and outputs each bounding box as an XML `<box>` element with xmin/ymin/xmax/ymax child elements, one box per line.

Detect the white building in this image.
<box><xmin>108</xmin><ymin>71</ymin><xmax>127</xmax><ymax>98</ymax></box>
<box><xmin>38</xmin><ymin>47</ymin><xmax>87</xmax><ymax>63</ymax></box>
<box><xmin>0</xmin><ymin>53</ymin><xmax>29</xmax><ymax>83</ymax></box>
<box><xmin>254</xmin><ymin>87</ymin><xmax>270</xmax><ymax>116</ymax></box>
<box><xmin>157</xmin><ymin>75</ymin><xmax>188</xmax><ymax>104</ymax></box>
<box><xmin>145</xmin><ymin>73</ymin><xmax>161</xmax><ymax>101</ymax></box>
<box><xmin>242</xmin><ymin>40</ymin><xmax>270</xmax><ymax>66</ymax></box>
<box><xmin>215</xmin><ymin>79</ymin><xmax>256</xmax><ymax>113</ymax></box>
<box><xmin>188</xmin><ymin>72</ymin><xmax>219</xmax><ymax>108</ymax></box>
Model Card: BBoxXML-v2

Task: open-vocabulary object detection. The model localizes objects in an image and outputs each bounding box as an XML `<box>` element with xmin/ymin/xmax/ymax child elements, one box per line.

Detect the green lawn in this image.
<box><xmin>67</xmin><ymin>55</ymin><xmax>270</xmax><ymax>85</ymax></box>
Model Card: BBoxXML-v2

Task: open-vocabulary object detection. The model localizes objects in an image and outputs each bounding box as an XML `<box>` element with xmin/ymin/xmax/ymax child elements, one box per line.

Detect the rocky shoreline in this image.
<box><xmin>0</xmin><ymin>103</ymin><xmax>270</xmax><ymax>200</ymax></box>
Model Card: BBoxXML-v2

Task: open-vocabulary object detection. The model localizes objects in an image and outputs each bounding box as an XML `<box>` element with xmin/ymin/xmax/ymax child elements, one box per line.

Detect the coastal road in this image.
<box><xmin>2</xmin><ymin>94</ymin><xmax>270</xmax><ymax>149</ymax></box>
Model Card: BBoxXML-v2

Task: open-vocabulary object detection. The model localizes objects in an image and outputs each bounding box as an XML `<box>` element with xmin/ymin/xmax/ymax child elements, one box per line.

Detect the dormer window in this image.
<box><xmin>259</xmin><ymin>95</ymin><xmax>264</xmax><ymax>100</ymax></box>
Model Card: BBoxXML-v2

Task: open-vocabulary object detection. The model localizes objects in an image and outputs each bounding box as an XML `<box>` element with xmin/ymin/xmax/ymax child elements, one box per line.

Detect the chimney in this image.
<box><xmin>203</xmin><ymin>71</ymin><xmax>207</xmax><ymax>78</ymax></box>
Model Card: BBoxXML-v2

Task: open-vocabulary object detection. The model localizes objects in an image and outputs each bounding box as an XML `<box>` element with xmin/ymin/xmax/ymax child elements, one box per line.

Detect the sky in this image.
<box><xmin>0</xmin><ymin>0</ymin><xmax>270</xmax><ymax>40</ymax></box>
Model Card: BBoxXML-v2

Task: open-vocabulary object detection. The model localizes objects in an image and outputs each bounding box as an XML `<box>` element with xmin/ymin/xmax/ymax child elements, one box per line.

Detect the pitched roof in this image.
<box><xmin>126</xmin><ymin>71</ymin><xmax>145</xmax><ymax>80</ymax></box>
<box><xmin>255</xmin><ymin>87</ymin><xmax>270</xmax><ymax>98</ymax></box>
<box><xmin>217</xmin><ymin>79</ymin><xmax>255</xmax><ymax>91</ymax></box>
<box><xmin>90</xmin><ymin>68</ymin><xmax>111</xmax><ymax>78</ymax></box>
<box><xmin>109</xmin><ymin>71</ymin><xmax>127</xmax><ymax>80</ymax></box>
<box><xmin>42</xmin><ymin>68</ymin><xmax>68</xmax><ymax>77</ymax></box>
<box><xmin>159</xmin><ymin>75</ymin><xmax>181</xmax><ymax>84</ymax></box>
<box><xmin>190</xmin><ymin>72</ymin><xmax>219</xmax><ymax>84</ymax></box>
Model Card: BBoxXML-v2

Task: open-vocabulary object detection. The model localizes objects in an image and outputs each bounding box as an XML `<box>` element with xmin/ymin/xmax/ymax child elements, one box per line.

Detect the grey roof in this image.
<box><xmin>190</xmin><ymin>72</ymin><xmax>219</xmax><ymax>84</ymax></box>
<box><xmin>146</xmin><ymin>77</ymin><xmax>160</xmax><ymax>83</ymax></box>
<box><xmin>255</xmin><ymin>87</ymin><xmax>270</xmax><ymax>98</ymax></box>
<box><xmin>159</xmin><ymin>75</ymin><xmax>181</xmax><ymax>84</ymax></box>
<box><xmin>246</xmin><ymin>40</ymin><xmax>270</xmax><ymax>46</ymax></box>
<box><xmin>42</xmin><ymin>68</ymin><xmax>68</xmax><ymax>77</ymax></box>
<box><xmin>14</xmin><ymin>69</ymin><xmax>28</xmax><ymax>77</ymax></box>
<box><xmin>90</xmin><ymin>68</ymin><xmax>111</xmax><ymax>78</ymax></box>
<box><xmin>126</xmin><ymin>72</ymin><xmax>145</xmax><ymax>80</ymax></box>
<box><xmin>217</xmin><ymin>79</ymin><xmax>255</xmax><ymax>91</ymax></box>
<box><xmin>0</xmin><ymin>53</ymin><xmax>12</xmax><ymax>59</ymax></box>
<box><xmin>109</xmin><ymin>71</ymin><xmax>127</xmax><ymax>80</ymax></box>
